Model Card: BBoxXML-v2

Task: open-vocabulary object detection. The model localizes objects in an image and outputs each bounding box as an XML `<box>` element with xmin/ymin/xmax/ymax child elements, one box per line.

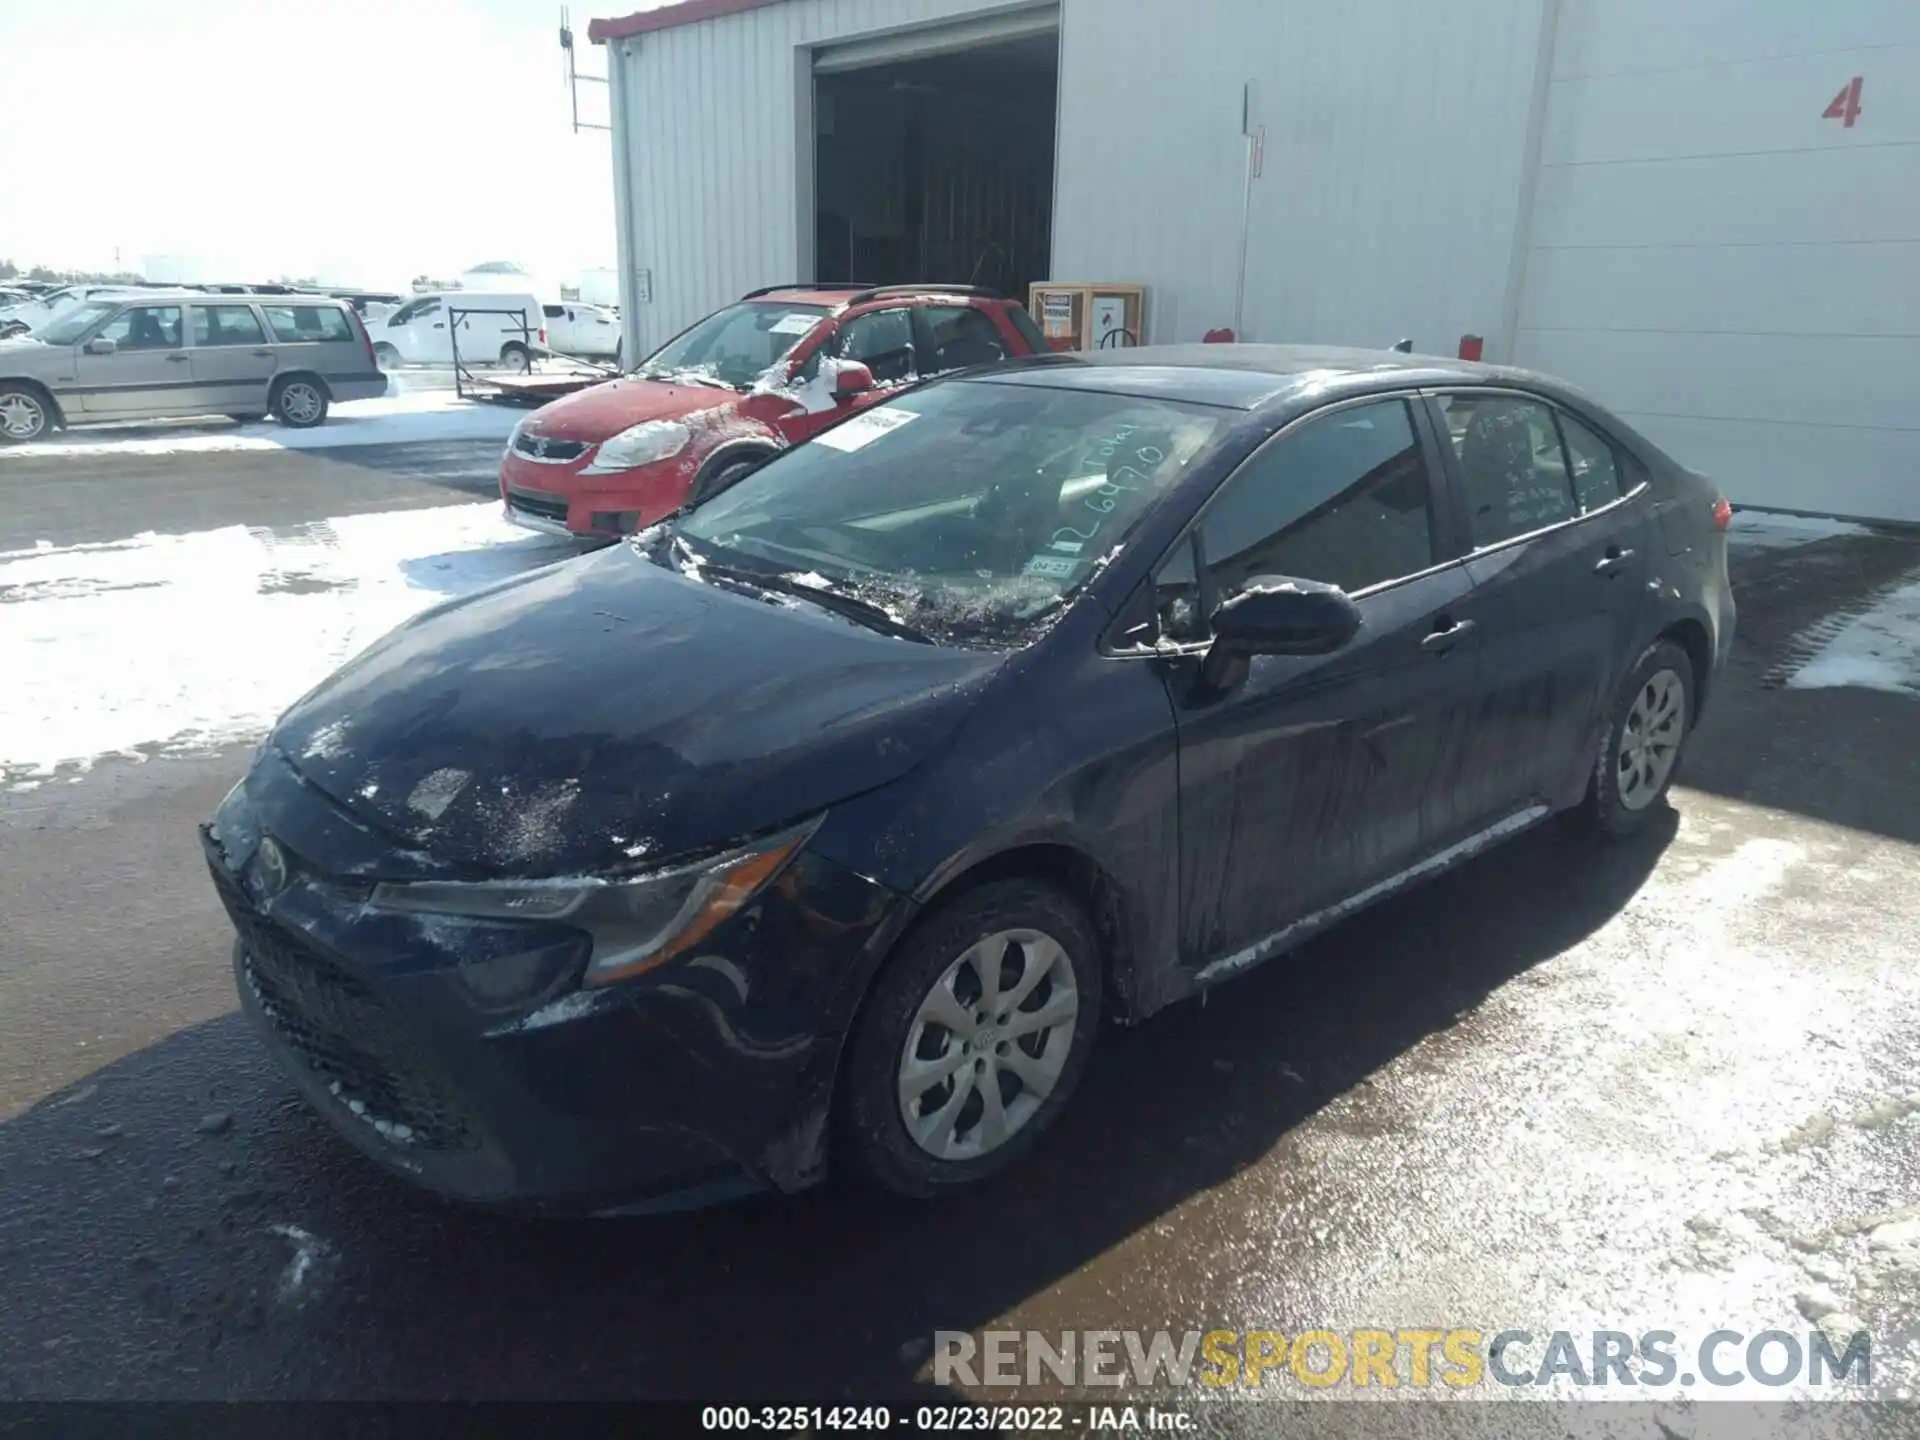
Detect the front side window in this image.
<box><xmin>914</xmin><ymin>305</ymin><xmax>1009</xmax><ymax>375</ymax></box>
<box><xmin>834</xmin><ymin>308</ymin><xmax>916</xmax><ymax>383</ymax></box>
<box><xmin>260</xmin><ymin>306</ymin><xmax>354</xmax><ymax>343</ymax></box>
<box><xmin>1436</xmin><ymin>393</ymin><xmax>1578</xmax><ymax>546</ymax></box>
<box><xmin>98</xmin><ymin>306</ymin><xmax>184</xmax><ymax>351</ymax></box>
<box><xmin>1188</xmin><ymin>400</ymin><xmax>1434</xmax><ymax>630</ymax></box>
<box><xmin>674</xmin><ymin>380</ymin><xmax>1227</xmax><ymax>646</ymax></box>
<box><xmin>638</xmin><ymin>301</ymin><xmax>829</xmax><ymax>388</ymax></box>
<box><xmin>192</xmin><ymin>304</ymin><xmax>267</xmax><ymax>346</ymax></box>
<box><xmin>388</xmin><ymin>298</ymin><xmax>441</xmax><ymax>325</ymax></box>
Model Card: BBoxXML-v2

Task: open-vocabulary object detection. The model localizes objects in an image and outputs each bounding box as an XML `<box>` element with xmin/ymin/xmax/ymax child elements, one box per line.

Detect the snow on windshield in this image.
<box><xmin>638</xmin><ymin>301</ymin><xmax>828</xmax><ymax>389</ymax></box>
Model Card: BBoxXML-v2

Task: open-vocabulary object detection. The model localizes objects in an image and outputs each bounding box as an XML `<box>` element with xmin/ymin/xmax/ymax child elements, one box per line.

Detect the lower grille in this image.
<box><xmin>506</xmin><ymin>487</ymin><xmax>569</xmax><ymax>523</ymax></box>
<box><xmin>211</xmin><ymin>866</ymin><xmax>481</xmax><ymax>1153</ymax></box>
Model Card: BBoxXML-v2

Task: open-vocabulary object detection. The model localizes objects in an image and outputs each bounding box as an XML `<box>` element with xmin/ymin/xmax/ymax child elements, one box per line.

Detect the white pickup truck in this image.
<box><xmin>541</xmin><ymin>302</ymin><xmax>622</xmax><ymax>363</ymax></box>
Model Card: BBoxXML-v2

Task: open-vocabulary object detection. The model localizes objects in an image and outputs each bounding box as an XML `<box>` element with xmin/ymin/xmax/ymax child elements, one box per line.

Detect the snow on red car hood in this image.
<box><xmin>523</xmin><ymin>377</ymin><xmax>741</xmax><ymax>441</ymax></box>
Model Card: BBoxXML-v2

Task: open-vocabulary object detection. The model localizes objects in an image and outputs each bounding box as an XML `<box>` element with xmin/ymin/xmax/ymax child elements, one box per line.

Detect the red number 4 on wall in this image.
<box><xmin>1823</xmin><ymin>76</ymin><xmax>1864</xmax><ymax>128</ymax></box>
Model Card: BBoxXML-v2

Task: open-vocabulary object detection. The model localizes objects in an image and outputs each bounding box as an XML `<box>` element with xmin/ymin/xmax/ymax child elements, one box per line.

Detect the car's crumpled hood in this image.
<box><xmin>269</xmin><ymin>547</ymin><xmax>1004</xmax><ymax>878</ymax></box>
<box><xmin>522</xmin><ymin>377</ymin><xmax>738</xmax><ymax>442</ymax></box>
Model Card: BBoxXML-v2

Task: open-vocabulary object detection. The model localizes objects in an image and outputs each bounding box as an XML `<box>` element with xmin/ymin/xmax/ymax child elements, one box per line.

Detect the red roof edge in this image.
<box><xmin>589</xmin><ymin>0</ymin><xmax>786</xmax><ymax>43</ymax></box>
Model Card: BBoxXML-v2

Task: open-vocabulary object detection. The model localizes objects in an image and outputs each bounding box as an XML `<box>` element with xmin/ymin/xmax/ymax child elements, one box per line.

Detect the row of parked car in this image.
<box><xmin>197</xmin><ymin>275</ymin><xmax>1740</xmax><ymax>1216</ymax></box>
<box><xmin>0</xmin><ymin>285</ymin><xmax>628</xmax><ymax>441</ymax></box>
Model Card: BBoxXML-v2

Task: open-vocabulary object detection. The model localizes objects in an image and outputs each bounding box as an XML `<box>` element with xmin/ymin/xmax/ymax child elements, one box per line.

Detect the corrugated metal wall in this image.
<box><xmin>610</xmin><ymin>0</ymin><xmax>1550</xmax><ymax>357</ymax></box>
<box><xmin>609</xmin><ymin>0</ymin><xmax>1034</xmax><ymax>354</ymax></box>
<box><xmin>1050</xmin><ymin>0</ymin><xmax>1549</xmax><ymax>352</ymax></box>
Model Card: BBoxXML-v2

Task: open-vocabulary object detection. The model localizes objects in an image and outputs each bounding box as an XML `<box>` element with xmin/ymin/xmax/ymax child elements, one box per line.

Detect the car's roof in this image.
<box><xmin>972</xmin><ymin>343</ymin><xmax>1557</xmax><ymax>411</ymax></box>
<box><xmin>745</xmin><ymin>289</ymin><xmax>852</xmax><ymax>308</ymax></box>
<box><xmin>81</xmin><ymin>290</ymin><xmax>351</xmax><ymax>307</ymax></box>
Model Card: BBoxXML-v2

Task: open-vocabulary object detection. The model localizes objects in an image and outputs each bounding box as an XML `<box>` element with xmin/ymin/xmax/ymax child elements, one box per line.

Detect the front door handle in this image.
<box><xmin>251</xmin><ymin>349</ymin><xmax>274</xmax><ymax>359</ymax></box>
<box><xmin>1420</xmin><ymin>617</ymin><xmax>1476</xmax><ymax>654</ymax></box>
<box><xmin>166</xmin><ymin>353</ymin><xmax>190</xmax><ymax>363</ymax></box>
<box><xmin>1594</xmin><ymin>546</ymin><xmax>1635</xmax><ymax>577</ymax></box>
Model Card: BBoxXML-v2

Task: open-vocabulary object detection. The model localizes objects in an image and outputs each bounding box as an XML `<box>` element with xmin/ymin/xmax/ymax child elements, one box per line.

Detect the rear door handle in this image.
<box><xmin>1420</xmin><ymin>618</ymin><xmax>1476</xmax><ymax>654</ymax></box>
<box><xmin>166</xmin><ymin>353</ymin><xmax>190</xmax><ymax>363</ymax></box>
<box><xmin>251</xmin><ymin>349</ymin><xmax>274</xmax><ymax>359</ymax></box>
<box><xmin>1594</xmin><ymin>546</ymin><xmax>1636</xmax><ymax>577</ymax></box>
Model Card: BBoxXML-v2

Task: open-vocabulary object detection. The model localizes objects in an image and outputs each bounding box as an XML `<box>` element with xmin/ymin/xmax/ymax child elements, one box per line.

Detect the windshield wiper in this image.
<box><xmin>641</xmin><ymin>367</ymin><xmax>735</xmax><ymax>391</ymax></box>
<box><xmin>694</xmin><ymin>560</ymin><xmax>935</xmax><ymax>645</ymax></box>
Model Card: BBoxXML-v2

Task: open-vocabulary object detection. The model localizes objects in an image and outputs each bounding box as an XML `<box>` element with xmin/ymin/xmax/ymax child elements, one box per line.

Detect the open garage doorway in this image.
<box><xmin>812</xmin><ymin>10</ymin><xmax>1058</xmax><ymax>302</ymax></box>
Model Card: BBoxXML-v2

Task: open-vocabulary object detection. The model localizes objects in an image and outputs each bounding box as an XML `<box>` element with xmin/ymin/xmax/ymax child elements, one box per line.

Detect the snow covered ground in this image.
<box><xmin>0</xmin><ymin>502</ymin><xmax>572</xmax><ymax>786</ymax></box>
<box><xmin>1728</xmin><ymin>509</ymin><xmax>1872</xmax><ymax>551</ymax></box>
<box><xmin>2</xmin><ymin>391</ymin><xmax>521</xmax><ymax>459</ymax></box>
<box><xmin>1788</xmin><ymin>578</ymin><xmax>1920</xmax><ymax>698</ymax></box>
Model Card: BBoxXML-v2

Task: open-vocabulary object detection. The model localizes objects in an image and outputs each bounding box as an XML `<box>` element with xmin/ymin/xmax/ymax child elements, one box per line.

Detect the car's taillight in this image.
<box><xmin>354</xmin><ymin>312</ymin><xmax>375</xmax><ymax>366</ymax></box>
<box><xmin>538</xmin><ymin>326</ymin><xmax>547</xmax><ymax>347</ymax></box>
<box><xmin>1712</xmin><ymin>496</ymin><xmax>1733</xmax><ymax>531</ymax></box>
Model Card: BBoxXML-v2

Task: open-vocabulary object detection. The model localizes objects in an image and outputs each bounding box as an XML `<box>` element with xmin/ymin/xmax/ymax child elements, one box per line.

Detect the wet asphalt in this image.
<box><xmin>2</xmin><ymin>439</ymin><xmax>1919</xmax><ymax>1428</ymax></box>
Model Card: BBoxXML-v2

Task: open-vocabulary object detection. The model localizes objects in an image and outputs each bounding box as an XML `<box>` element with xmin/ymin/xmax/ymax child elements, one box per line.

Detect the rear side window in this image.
<box><xmin>1003</xmin><ymin>304</ymin><xmax>1050</xmax><ymax>353</ymax></box>
<box><xmin>1558</xmin><ymin>411</ymin><xmax>1623</xmax><ymax>512</ymax></box>
<box><xmin>1182</xmin><ymin>399</ymin><xmax>1434</xmax><ymax>631</ymax></box>
<box><xmin>192</xmin><ymin>304</ymin><xmax>267</xmax><ymax>346</ymax></box>
<box><xmin>1436</xmin><ymin>393</ymin><xmax>1578</xmax><ymax>547</ymax></box>
<box><xmin>542</xmin><ymin>304</ymin><xmax>565</xmax><ymax>319</ymax></box>
<box><xmin>914</xmin><ymin>305</ymin><xmax>1009</xmax><ymax>375</ymax></box>
<box><xmin>261</xmin><ymin>305</ymin><xmax>354</xmax><ymax>344</ymax></box>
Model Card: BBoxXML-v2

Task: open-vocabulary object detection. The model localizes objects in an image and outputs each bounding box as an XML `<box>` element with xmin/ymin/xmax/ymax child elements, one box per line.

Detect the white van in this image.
<box><xmin>374</xmin><ymin>292</ymin><xmax>544</xmax><ymax>372</ymax></box>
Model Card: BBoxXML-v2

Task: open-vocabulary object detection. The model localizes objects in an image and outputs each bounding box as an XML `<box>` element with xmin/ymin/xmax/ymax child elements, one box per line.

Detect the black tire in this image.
<box><xmin>689</xmin><ymin>455</ymin><xmax>766</xmax><ymax>507</ymax></box>
<box><xmin>0</xmin><ymin>384</ymin><xmax>54</xmax><ymax>443</ymax></box>
<box><xmin>271</xmin><ymin>376</ymin><xmax>330</xmax><ymax>428</ymax></box>
<box><xmin>499</xmin><ymin>343</ymin><xmax>532</xmax><ymax>374</ymax></box>
<box><xmin>1584</xmin><ymin>638</ymin><xmax>1694</xmax><ymax>838</ymax></box>
<box><xmin>373</xmin><ymin>343</ymin><xmax>401</xmax><ymax>372</ymax></box>
<box><xmin>838</xmin><ymin>879</ymin><xmax>1102</xmax><ymax>1198</ymax></box>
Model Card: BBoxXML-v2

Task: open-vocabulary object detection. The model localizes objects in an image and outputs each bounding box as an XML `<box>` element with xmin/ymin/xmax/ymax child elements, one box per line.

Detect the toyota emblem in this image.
<box><xmin>255</xmin><ymin>836</ymin><xmax>290</xmax><ymax>897</ymax></box>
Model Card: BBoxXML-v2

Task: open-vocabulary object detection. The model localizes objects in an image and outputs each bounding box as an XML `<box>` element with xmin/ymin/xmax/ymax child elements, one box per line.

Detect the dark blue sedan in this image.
<box><xmin>201</xmin><ymin>345</ymin><xmax>1736</xmax><ymax>1212</ymax></box>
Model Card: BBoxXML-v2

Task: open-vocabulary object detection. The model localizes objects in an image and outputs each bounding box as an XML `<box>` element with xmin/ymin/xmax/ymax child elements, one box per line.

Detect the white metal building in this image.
<box><xmin>591</xmin><ymin>0</ymin><xmax>1919</xmax><ymax>521</ymax></box>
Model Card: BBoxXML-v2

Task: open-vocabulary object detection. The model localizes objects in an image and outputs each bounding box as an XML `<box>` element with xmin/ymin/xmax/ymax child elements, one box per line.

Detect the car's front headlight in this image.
<box><xmin>369</xmin><ymin>817</ymin><xmax>818</xmax><ymax>988</ymax></box>
<box><xmin>582</xmin><ymin>418</ymin><xmax>691</xmax><ymax>475</ymax></box>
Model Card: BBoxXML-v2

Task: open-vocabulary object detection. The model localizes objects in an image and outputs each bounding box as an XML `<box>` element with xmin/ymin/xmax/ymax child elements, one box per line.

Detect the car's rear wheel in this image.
<box><xmin>0</xmin><ymin>385</ymin><xmax>52</xmax><ymax>443</ymax></box>
<box><xmin>839</xmin><ymin>879</ymin><xmax>1101</xmax><ymax>1198</ymax></box>
<box><xmin>1585</xmin><ymin>638</ymin><xmax>1694</xmax><ymax>837</ymax></box>
<box><xmin>272</xmin><ymin>377</ymin><xmax>329</xmax><ymax>428</ymax></box>
<box><xmin>374</xmin><ymin>343</ymin><xmax>401</xmax><ymax>371</ymax></box>
<box><xmin>499</xmin><ymin>343</ymin><xmax>532</xmax><ymax>374</ymax></box>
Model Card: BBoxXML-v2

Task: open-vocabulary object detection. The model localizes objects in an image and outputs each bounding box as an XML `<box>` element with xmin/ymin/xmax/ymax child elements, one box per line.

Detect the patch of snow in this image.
<box><xmin>266</xmin><ymin>1223</ymin><xmax>335</xmax><ymax>1304</ymax></box>
<box><xmin>407</xmin><ymin>767</ymin><xmax>470</xmax><ymax>822</ymax></box>
<box><xmin>753</xmin><ymin>356</ymin><xmax>868</xmax><ymax>416</ymax></box>
<box><xmin>787</xmin><ymin>571</ymin><xmax>831</xmax><ymax>590</ymax></box>
<box><xmin>502</xmin><ymin>990</ymin><xmax>599</xmax><ymax>1033</ymax></box>
<box><xmin>0</xmin><ymin>501</ymin><xmax>571</xmax><ymax>784</ymax></box>
<box><xmin>1786</xmin><ymin>579</ymin><xmax>1920</xmax><ymax>696</ymax></box>
<box><xmin>1727</xmin><ymin>510</ymin><xmax>1872</xmax><ymax>551</ymax></box>
<box><xmin>2</xmin><ymin>392</ymin><xmax>520</xmax><ymax>458</ymax></box>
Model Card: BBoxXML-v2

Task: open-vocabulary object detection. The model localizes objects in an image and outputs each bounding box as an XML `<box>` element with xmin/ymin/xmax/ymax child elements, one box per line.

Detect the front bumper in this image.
<box><xmin>499</xmin><ymin>449</ymin><xmax>695</xmax><ymax>539</ymax></box>
<box><xmin>201</xmin><ymin>766</ymin><xmax>904</xmax><ymax>1213</ymax></box>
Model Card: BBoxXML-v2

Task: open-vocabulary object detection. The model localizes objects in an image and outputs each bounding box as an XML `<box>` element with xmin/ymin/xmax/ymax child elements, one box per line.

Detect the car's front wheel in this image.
<box><xmin>0</xmin><ymin>385</ymin><xmax>52</xmax><ymax>443</ymax></box>
<box><xmin>839</xmin><ymin>879</ymin><xmax>1101</xmax><ymax>1197</ymax></box>
<box><xmin>1586</xmin><ymin>638</ymin><xmax>1694</xmax><ymax>837</ymax></box>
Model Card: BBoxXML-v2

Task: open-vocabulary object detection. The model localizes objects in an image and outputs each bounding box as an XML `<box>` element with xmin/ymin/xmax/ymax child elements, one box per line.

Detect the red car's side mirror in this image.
<box><xmin>832</xmin><ymin>361</ymin><xmax>875</xmax><ymax>399</ymax></box>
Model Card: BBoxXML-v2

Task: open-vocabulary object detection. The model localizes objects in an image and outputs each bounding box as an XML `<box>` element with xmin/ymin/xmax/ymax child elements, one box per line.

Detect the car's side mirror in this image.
<box><xmin>84</xmin><ymin>336</ymin><xmax>117</xmax><ymax>355</ymax></box>
<box><xmin>1200</xmin><ymin>576</ymin><xmax>1361</xmax><ymax>690</ymax></box>
<box><xmin>832</xmin><ymin>360</ymin><xmax>875</xmax><ymax>399</ymax></box>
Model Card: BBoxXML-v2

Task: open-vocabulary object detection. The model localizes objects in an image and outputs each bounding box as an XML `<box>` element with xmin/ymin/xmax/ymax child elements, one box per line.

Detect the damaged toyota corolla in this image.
<box><xmin>202</xmin><ymin>344</ymin><xmax>1734</xmax><ymax>1214</ymax></box>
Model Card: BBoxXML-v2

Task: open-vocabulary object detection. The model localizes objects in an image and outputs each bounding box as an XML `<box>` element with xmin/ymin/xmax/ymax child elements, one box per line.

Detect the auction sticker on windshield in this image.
<box><xmin>815</xmin><ymin>408</ymin><xmax>919</xmax><ymax>453</ymax></box>
<box><xmin>769</xmin><ymin>313</ymin><xmax>818</xmax><ymax>335</ymax></box>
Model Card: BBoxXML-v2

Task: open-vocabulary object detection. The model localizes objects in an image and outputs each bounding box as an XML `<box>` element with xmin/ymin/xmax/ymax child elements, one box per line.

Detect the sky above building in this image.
<box><xmin>0</xmin><ymin>0</ymin><xmax>668</xmax><ymax>289</ymax></box>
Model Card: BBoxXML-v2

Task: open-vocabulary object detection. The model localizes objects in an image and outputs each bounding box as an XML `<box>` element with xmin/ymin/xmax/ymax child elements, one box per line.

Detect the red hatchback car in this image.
<box><xmin>499</xmin><ymin>283</ymin><xmax>1051</xmax><ymax>542</ymax></box>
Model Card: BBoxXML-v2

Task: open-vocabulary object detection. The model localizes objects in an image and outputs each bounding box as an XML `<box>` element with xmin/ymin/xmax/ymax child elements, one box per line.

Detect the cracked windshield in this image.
<box><xmin>673</xmin><ymin>380</ymin><xmax>1224</xmax><ymax>642</ymax></box>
